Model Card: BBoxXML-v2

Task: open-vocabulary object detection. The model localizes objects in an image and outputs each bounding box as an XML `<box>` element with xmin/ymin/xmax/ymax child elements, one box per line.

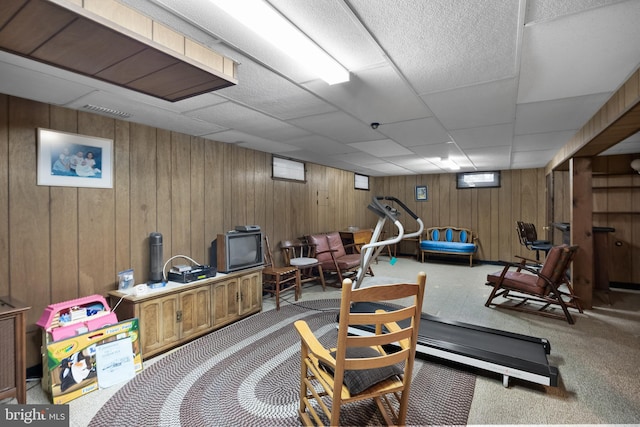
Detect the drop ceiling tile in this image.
<box><xmin>513</xmin><ymin>130</ymin><xmax>576</xmax><ymax>152</ymax></box>
<box><xmin>304</xmin><ymin>64</ymin><xmax>432</xmax><ymax>125</ymax></box>
<box><xmin>450</xmin><ymin>123</ymin><xmax>514</xmax><ymax>149</ymax></box>
<box><xmin>186</xmin><ymin>101</ymin><xmax>310</xmax><ymax>141</ymax></box>
<box><xmin>525</xmin><ymin>0</ymin><xmax>621</xmax><ymax>24</ymax></box>
<box><xmin>0</xmin><ymin>54</ymin><xmax>96</xmax><ymax>105</ymax></box>
<box><xmin>338</xmin><ymin>152</ymin><xmax>388</xmax><ymax>166</ymax></box>
<box><xmin>515</xmin><ymin>93</ymin><xmax>610</xmax><ymax>135</ymax></box>
<box><xmin>463</xmin><ymin>146</ymin><xmax>512</xmax><ymax>170</ymax></box>
<box><xmin>518</xmin><ymin>1</ymin><xmax>640</xmax><ymax>103</ymax></box>
<box><xmin>511</xmin><ymin>149</ymin><xmax>557</xmax><ymax>168</ymax></box>
<box><xmin>284</xmin><ymin>135</ymin><xmax>357</xmax><ymax>156</ymax></box>
<box><xmin>289</xmin><ymin>111</ymin><xmax>381</xmax><ymax>143</ymax></box>
<box><xmin>348</xmin><ymin>139</ymin><xmax>414</xmax><ymax>157</ymax></box>
<box><xmin>268</xmin><ymin>0</ymin><xmax>386</xmax><ymax>71</ymax></box>
<box><xmin>377</xmin><ymin>117</ymin><xmax>449</xmax><ymax>147</ymax></box>
<box><xmin>411</xmin><ymin>142</ymin><xmax>464</xmax><ymax>161</ymax></box>
<box><xmin>349</xmin><ymin>0</ymin><xmax>521</xmax><ymax>93</ymax></box>
<box><xmin>218</xmin><ymin>63</ymin><xmax>337</xmax><ymax>120</ymax></box>
<box><xmin>422</xmin><ymin>78</ymin><xmax>518</xmax><ymax>130</ymax></box>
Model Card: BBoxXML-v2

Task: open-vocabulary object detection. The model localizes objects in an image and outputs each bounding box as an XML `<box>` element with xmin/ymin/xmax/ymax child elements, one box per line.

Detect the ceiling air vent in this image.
<box><xmin>82</xmin><ymin>104</ymin><xmax>132</xmax><ymax>119</ymax></box>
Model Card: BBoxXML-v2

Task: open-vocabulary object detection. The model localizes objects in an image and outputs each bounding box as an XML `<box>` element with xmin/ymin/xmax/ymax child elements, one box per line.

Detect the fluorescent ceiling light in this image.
<box><xmin>210</xmin><ymin>0</ymin><xmax>349</xmax><ymax>85</ymax></box>
<box><xmin>441</xmin><ymin>159</ymin><xmax>460</xmax><ymax>171</ymax></box>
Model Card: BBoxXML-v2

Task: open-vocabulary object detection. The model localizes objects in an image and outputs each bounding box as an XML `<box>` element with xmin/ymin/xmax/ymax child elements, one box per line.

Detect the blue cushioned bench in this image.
<box><xmin>420</xmin><ymin>226</ymin><xmax>478</xmax><ymax>267</ymax></box>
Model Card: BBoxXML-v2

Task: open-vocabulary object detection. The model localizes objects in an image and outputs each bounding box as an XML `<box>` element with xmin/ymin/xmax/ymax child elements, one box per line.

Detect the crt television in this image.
<box><xmin>211</xmin><ymin>230</ymin><xmax>264</xmax><ymax>273</ymax></box>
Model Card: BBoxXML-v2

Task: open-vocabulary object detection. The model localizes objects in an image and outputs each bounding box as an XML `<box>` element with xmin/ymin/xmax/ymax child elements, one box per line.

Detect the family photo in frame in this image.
<box><xmin>37</xmin><ymin>128</ymin><xmax>113</xmax><ymax>189</ymax></box>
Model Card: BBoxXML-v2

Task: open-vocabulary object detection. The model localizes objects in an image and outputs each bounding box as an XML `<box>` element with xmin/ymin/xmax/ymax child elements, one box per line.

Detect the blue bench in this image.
<box><xmin>420</xmin><ymin>226</ymin><xmax>478</xmax><ymax>267</ymax></box>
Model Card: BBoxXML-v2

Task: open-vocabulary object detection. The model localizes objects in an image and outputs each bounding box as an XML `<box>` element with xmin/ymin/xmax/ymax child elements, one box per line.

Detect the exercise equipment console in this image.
<box><xmin>351</xmin><ymin>196</ymin><xmax>559</xmax><ymax>387</ymax></box>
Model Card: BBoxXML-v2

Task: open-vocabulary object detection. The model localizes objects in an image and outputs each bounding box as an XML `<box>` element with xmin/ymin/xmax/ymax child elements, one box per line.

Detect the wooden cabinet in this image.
<box><xmin>0</xmin><ymin>297</ymin><xmax>30</xmax><ymax>404</ymax></box>
<box><xmin>211</xmin><ymin>271</ymin><xmax>261</xmax><ymax>328</ymax></box>
<box><xmin>239</xmin><ymin>271</ymin><xmax>261</xmax><ymax>316</ymax></box>
<box><xmin>109</xmin><ymin>267</ymin><xmax>261</xmax><ymax>359</ymax></box>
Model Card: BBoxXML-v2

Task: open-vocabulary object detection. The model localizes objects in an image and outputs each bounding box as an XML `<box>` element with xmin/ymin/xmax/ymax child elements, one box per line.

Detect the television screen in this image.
<box><xmin>212</xmin><ymin>231</ymin><xmax>263</xmax><ymax>273</ymax></box>
<box><xmin>228</xmin><ymin>233</ymin><xmax>260</xmax><ymax>266</ymax></box>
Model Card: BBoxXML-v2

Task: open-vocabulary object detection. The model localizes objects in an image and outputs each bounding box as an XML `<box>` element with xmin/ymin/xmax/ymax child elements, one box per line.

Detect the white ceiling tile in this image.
<box><xmin>379</xmin><ymin>117</ymin><xmax>450</xmax><ymax>147</ymax></box>
<box><xmin>511</xmin><ymin>149</ymin><xmax>558</xmax><ymax>168</ymax></box>
<box><xmin>518</xmin><ymin>1</ymin><xmax>640</xmax><ymax>103</ymax></box>
<box><xmin>218</xmin><ymin>64</ymin><xmax>337</xmax><ymax>120</ymax></box>
<box><xmin>513</xmin><ymin>131</ymin><xmax>577</xmax><ymax>152</ymax></box>
<box><xmin>348</xmin><ymin>139</ymin><xmax>414</xmax><ymax>157</ymax></box>
<box><xmin>450</xmin><ymin>123</ymin><xmax>514</xmax><ymax>149</ymax></box>
<box><xmin>288</xmin><ymin>111</ymin><xmax>381</xmax><ymax>143</ymax></box>
<box><xmin>515</xmin><ymin>93</ymin><xmax>610</xmax><ymax>135</ymax></box>
<box><xmin>303</xmin><ymin>64</ymin><xmax>432</xmax><ymax>125</ymax></box>
<box><xmin>422</xmin><ymin>79</ymin><xmax>518</xmax><ymax>130</ymax></box>
<box><xmin>349</xmin><ymin>0</ymin><xmax>521</xmax><ymax>93</ymax></box>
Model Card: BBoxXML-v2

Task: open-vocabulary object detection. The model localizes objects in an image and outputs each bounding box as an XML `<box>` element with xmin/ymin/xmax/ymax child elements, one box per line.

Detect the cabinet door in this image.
<box><xmin>212</xmin><ymin>279</ymin><xmax>239</xmax><ymax>327</ymax></box>
<box><xmin>180</xmin><ymin>286</ymin><xmax>211</xmax><ymax>339</ymax></box>
<box><xmin>239</xmin><ymin>271</ymin><xmax>262</xmax><ymax>315</ymax></box>
<box><xmin>140</xmin><ymin>295</ymin><xmax>180</xmax><ymax>354</ymax></box>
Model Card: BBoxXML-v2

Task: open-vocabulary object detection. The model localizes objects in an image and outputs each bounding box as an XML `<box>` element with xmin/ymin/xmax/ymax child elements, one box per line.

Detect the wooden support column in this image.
<box><xmin>570</xmin><ymin>157</ymin><xmax>594</xmax><ymax>309</ymax></box>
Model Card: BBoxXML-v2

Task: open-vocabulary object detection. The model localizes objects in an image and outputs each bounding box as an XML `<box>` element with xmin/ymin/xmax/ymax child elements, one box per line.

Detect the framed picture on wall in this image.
<box><xmin>415</xmin><ymin>185</ymin><xmax>428</xmax><ymax>201</ymax></box>
<box><xmin>37</xmin><ymin>128</ymin><xmax>113</xmax><ymax>188</ymax></box>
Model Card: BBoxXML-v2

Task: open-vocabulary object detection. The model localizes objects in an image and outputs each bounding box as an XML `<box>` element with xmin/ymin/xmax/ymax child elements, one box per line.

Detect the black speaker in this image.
<box><xmin>149</xmin><ymin>232</ymin><xmax>163</xmax><ymax>282</ymax></box>
<box><xmin>209</xmin><ymin>239</ymin><xmax>217</xmax><ymax>270</ymax></box>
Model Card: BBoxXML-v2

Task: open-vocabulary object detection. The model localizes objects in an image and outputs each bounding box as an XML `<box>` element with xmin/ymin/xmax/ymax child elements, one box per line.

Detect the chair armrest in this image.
<box><xmin>294</xmin><ymin>320</ymin><xmax>335</xmax><ymax>366</ymax></box>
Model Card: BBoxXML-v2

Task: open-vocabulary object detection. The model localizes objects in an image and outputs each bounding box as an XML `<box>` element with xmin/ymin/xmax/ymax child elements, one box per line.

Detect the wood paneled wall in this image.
<box><xmin>0</xmin><ymin>95</ymin><xmax>377</xmax><ymax>366</ymax></box>
<box><xmin>1</xmin><ymin>94</ymin><xmax>553</xmax><ymax>366</ymax></box>
<box><xmin>552</xmin><ymin>155</ymin><xmax>640</xmax><ymax>284</ymax></box>
<box><xmin>375</xmin><ymin>169</ymin><xmax>548</xmax><ymax>261</ymax></box>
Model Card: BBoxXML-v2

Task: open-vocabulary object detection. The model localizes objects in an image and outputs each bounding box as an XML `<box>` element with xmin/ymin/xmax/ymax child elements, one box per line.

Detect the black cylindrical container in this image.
<box><xmin>149</xmin><ymin>232</ymin><xmax>163</xmax><ymax>282</ymax></box>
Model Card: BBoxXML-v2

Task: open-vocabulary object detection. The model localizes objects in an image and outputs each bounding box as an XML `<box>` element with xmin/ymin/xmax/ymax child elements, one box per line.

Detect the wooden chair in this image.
<box><xmin>485</xmin><ymin>244</ymin><xmax>583</xmax><ymax>324</ymax></box>
<box><xmin>294</xmin><ymin>272</ymin><xmax>426</xmax><ymax>426</ymax></box>
<box><xmin>306</xmin><ymin>232</ymin><xmax>372</xmax><ymax>286</ymax></box>
<box><xmin>280</xmin><ymin>239</ymin><xmax>326</xmax><ymax>291</ymax></box>
<box><xmin>262</xmin><ymin>236</ymin><xmax>300</xmax><ymax>311</ymax></box>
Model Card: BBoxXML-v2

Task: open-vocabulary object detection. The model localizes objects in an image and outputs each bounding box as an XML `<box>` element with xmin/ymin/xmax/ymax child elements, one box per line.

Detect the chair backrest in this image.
<box><xmin>280</xmin><ymin>239</ymin><xmax>316</xmax><ymax>265</ymax></box>
<box><xmin>307</xmin><ymin>232</ymin><xmax>347</xmax><ymax>262</ymax></box>
<box><xmin>333</xmin><ymin>273</ymin><xmax>426</xmax><ymax>410</ymax></box>
<box><xmin>536</xmin><ymin>244</ymin><xmax>577</xmax><ymax>291</ymax></box>
<box><xmin>263</xmin><ymin>235</ymin><xmax>276</xmax><ymax>267</ymax></box>
<box><xmin>522</xmin><ymin>222</ymin><xmax>540</xmax><ymax>243</ymax></box>
<box><xmin>515</xmin><ymin>221</ymin><xmax>528</xmax><ymax>246</ymax></box>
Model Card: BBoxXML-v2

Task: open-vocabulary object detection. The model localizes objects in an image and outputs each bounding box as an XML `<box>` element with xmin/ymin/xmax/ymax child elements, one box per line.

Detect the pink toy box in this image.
<box><xmin>36</xmin><ymin>295</ymin><xmax>118</xmax><ymax>342</ymax></box>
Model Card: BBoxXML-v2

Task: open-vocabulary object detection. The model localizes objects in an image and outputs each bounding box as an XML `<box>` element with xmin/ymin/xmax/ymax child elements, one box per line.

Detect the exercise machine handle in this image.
<box><xmin>376</xmin><ymin>196</ymin><xmax>424</xmax><ymax>238</ymax></box>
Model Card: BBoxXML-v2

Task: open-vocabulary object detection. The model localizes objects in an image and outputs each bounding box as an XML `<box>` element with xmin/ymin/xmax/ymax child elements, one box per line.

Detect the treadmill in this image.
<box><xmin>349</xmin><ymin>196</ymin><xmax>559</xmax><ymax>388</ymax></box>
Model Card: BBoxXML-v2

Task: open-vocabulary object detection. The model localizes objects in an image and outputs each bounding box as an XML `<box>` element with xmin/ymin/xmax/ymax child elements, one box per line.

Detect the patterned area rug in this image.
<box><xmin>89</xmin><ymin>299</ymin><xmax>476</xmax><ymax>426</ymax></box>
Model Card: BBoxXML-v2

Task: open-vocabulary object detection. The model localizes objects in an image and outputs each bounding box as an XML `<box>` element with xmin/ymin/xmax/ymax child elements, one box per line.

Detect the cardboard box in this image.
<box><xmin>44</xmin><ymin>318</ymin><xmax>142</xmax><ymax>404</ymax></box>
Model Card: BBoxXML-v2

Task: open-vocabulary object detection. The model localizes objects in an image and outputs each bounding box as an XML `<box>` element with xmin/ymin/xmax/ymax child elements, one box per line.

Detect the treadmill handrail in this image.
<box><xmin>376</xmin><ymin>196</ymin><xmax>424</xmax><ymax>238</ymax></box>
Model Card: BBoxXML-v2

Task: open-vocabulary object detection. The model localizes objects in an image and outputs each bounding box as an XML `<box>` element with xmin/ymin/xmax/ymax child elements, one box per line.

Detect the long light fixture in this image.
<box><xmin>210</xmin><ymin>0</ymin><xmax>349</xmax><ymax>85</ymax></box>
<box><xmin>441</xmin><ymin>159</ymin><xmax>460</xmax><ymax>171</ymax></box>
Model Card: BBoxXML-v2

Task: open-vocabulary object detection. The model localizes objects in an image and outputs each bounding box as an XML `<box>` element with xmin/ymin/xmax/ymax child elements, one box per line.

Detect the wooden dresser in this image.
<box><xmin>109</xmin><ymin>267</ymin><xmax>262</xmax><ymax>359</ymax></box>
<box><xmin>0</xmin><ymin>296</ymin><xmax>30</xmax><ymax>404</ymax></box>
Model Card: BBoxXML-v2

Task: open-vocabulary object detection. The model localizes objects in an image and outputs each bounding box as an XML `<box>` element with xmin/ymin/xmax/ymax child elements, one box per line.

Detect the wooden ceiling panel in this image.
<box><xmin>0</xmin><ymin>0</ymin><xmax>236</xmax><ymax>102</ymax></box>
<box><xmin>164</xmin><ymin>79</ymin><xmax>235</xmax><ymax>102</ymax></box>
<box><xmin>128</xmin><ymin>62</ymin><xmax>224</xmax><ymax>98</ymax></box>
<box><xmin>95</xmin><ymin>48</ymin><xmax>179</xmax><ymax>85</ymax></box>
<box><xmin>32</xmin><ymin>18</ymin><xmax>146</xmax><ymax>75</ymax></box>
<box><xmin>0</xmin><ymin>0</ymin><xmax>76</xmax><ymax>54</ymax></box>
<box><xmin>0</xmin><ymin>0</ymin><xmax>29</xmax><ymax>28</ymax></box>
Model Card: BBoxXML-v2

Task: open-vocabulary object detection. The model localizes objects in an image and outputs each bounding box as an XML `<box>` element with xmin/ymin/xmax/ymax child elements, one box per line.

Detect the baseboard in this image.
<box><xmin>610</xmin><ymin>281</ymin><xmax>640</xmax><ymax>291</ymax></box>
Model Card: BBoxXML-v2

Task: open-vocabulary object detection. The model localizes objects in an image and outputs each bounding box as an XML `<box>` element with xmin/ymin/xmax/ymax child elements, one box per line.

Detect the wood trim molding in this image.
<box><xmin>546</xmin><ymin>68</ymin><xmax>640</xmax><ymax>173</ymax></box>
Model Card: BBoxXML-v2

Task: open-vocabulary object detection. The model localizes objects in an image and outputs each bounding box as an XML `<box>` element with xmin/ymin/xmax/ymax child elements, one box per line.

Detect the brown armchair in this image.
<box><xmin>306</xmin><ymin>232</ymin><xmax>372</xmax><ymax>285</ymax></box>
<box><xmin>485</xmin><ymin>244</ymin><xmax>583</xmax><ymax>324</ymax></box>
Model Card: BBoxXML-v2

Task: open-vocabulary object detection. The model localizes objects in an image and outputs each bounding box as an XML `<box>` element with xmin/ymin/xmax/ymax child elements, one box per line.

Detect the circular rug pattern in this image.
<box><xmin>89</xmin><ymin>299</ymin><xmax>475</xmax><ymax>426</ymax></box>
